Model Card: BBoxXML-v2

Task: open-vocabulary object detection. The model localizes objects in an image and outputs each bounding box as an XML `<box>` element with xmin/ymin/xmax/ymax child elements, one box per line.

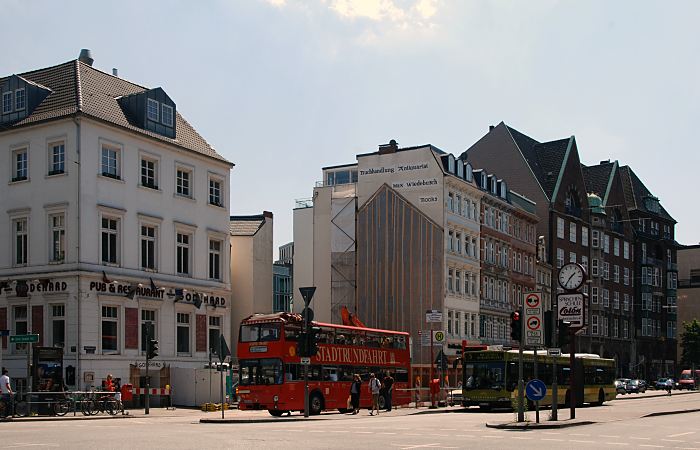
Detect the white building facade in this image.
<box><xmin>0</xmin><ymin>55</ymin><xmax>232</xmax><ymax>392</ymax></box>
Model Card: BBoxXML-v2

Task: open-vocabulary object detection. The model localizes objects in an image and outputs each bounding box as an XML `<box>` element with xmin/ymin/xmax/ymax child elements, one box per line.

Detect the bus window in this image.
<box><xmin>240</xmin><ymin>323</ymin><xmax>281</xmax><ymax>342</ymax></box>
<box><xmin>323</xmin><ymin>367</ymin><xmax>339</xmax><ymax>381</ymax></box>
<box><xmin>394</xmin><ymin>369</ymin><xmax>408</xmax><ymax>383</ymax></box>
<box><xmin>240</xmin><ymin>358</ymin><xmax>283</xmax><ymax>385</ymax></box>
<box><xmin>394</xmin><ymin>336</ymin><xmax>406</xmax><ymax>349</ymax></box>
<box><xmin>466</xmin><ymin>362</ymin><xmax>505</xmax><ymax>390</ymax></box>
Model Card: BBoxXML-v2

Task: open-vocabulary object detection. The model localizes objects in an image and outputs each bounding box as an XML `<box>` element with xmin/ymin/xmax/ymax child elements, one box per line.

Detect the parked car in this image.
<box><xmin>625</xmin><ymin>379</ymin><xmax>647</xmax><ymax>394</ymax></box>
<box><xmin>654</xmin><ymin>378</ymin><xmax>669</xmax><ymax>390</ymax></box>
<box><xmin>615</xmin><ymin>378</ymin><xmax>630</xmax><ymax>395</ymax></box>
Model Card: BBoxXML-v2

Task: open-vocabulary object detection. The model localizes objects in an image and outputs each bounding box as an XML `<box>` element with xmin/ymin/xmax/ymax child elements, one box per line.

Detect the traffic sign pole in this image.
<box><xmin>534</xmin><ymin>347</ymin><xmax>539</xmax><ymax>424</ymax></box>
<box><xmin>429</xmin><ymin>327</ymin><xmax>435</xmax><ymax>409</ymax></box>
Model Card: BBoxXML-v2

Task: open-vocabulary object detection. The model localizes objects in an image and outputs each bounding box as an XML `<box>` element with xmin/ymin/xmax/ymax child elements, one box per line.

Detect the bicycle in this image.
<box><xmin>0</xmin><ymin>394</ymin><xmax>29</xmax><ymax>418</ymax></box>
<box><xmin>83</xmin><ymin>391</ymin><xmax>119</xmax><ymax>416</ymax></box>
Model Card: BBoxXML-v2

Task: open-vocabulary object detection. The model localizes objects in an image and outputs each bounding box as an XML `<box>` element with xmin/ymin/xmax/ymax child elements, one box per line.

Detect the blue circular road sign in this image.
<box><xmin>525</xmin><ymin>379</ymin><xmax>547</xmax><ymax>401</ymax></box>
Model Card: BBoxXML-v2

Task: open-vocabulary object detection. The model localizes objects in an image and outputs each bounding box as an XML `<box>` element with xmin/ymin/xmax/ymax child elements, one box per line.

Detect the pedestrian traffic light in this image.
<box><xmin>510</xmin><ymin>309</ymin><xmax>522</xmax><ymax>342</ymax></box>
<box><xmin>147</xmin><ymin>338</ymin><xmax>159</xmax><ymax>359</ymax></box>
<box><xmin>297</xmin><ymin>331</ymin><xmax>309</xmax><ymax>357</ymax></box>
<box><xmin>558</xmin><ymin>320</ymin><xmax>570</xmax><ymax>348</ymax></box>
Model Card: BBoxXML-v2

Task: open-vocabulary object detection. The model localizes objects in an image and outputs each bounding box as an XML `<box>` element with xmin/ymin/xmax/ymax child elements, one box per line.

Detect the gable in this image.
<box><xmin>117</xmin><ymin>87</ymin><xmax>176</xmax><ymax>139</ymax></box>
<box><xmin>0</xmin><ymin>75</ymin><xmax>52</xmax><ymax>126</ymax></box>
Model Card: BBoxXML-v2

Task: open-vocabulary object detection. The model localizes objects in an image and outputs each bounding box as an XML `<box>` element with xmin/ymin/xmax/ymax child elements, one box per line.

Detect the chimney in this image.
<box><xmin>378</xmin><ymin>139</ymin><xmax>399</xmax><ymax>154</ymax></box>
<box><xmin>489</xmin><ymin>125</ymin><xmax>495</xmax><ymax>131</ymax></box>
<box><xmin>78</xmin><ymin>49</ymin><xmax>94</xmax><ymax>66</ymax></box>
<box><xmin>263</xmin><ymin>211</ymin><xmax>273</xmax><ymax>219</ymax></box>
<box><xmin>112</xmin><ymin>68</ymin><xmax>119</xmax><ymax>77</ymax></box>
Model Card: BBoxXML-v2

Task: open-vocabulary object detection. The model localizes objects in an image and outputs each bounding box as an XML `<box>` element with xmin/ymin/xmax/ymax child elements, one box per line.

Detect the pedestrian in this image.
<box><xmin>368</xmin><ymin>373</ymin><xmax>381</xmax><ymax>415</ymax></box>
<box><xmin>665</xmin><ymin>378</ymin><xmax>673</xmax><ymax>396</ymax></box>
<box><xmin>350</xmin><ymin>374</ymin><xmax>361</xmax><ymax>414</ymax></box>
<box><xmin>383</xmin><ymin>372</ymin><xmax>394</xmax><ymax>411</ymax></box>
<box><xmin>105</xmin><ymin>374</ymin><xmax>115</xmax><ymax>392</ymax></box>
<box><xmin>1</xmin><ymin>368</ymin><xmax>13</xmax><ymax>416</ymax></box>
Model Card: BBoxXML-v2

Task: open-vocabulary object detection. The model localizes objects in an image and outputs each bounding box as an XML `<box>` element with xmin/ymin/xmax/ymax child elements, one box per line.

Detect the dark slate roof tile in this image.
<box><xmin>581</xmin><ymin>162</ymin><xmax>614</xmax><ymax>198</ymax></box>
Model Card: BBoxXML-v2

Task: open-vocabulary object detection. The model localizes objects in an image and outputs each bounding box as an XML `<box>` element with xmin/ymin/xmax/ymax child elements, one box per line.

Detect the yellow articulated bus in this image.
<box><xmin>460</xmin><ymin>348</ymin><xmax>616</xmax><ymax>410</ymax></box>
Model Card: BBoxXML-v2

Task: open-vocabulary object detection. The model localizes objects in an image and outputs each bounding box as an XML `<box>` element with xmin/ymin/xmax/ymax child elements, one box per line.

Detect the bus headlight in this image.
<box><xmin>273</xmin><ymin>395</ymin><xmax>279</xmax><ymax>402</ymax></box>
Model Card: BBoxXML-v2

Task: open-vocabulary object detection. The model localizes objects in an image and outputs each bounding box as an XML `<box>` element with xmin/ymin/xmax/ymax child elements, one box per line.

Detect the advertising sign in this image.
<box><xmin>523</xmin><ymin>292</ymin><xmax>544</xmax><ymax>347</ymax></box>
<box><xmin>557</xmin><ymin>293</ymin><xmax>585</xmax><ymax>327</ymax></box>
<box><xmin>425</xmin><ymin>310</ymin><xmax>443</xmax><ymax>323</ymax></box>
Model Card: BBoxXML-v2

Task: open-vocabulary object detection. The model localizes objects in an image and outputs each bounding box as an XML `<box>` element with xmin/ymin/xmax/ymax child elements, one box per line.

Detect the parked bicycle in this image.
<box><xmin>82</xmin><ymin>390</ymin><xmax>119</xmax><ymax>416</ymax></box>
<box><xmin>0</xmin><ymin>394</ymin><xmax>29</xmax><ymax>418</ymax></box>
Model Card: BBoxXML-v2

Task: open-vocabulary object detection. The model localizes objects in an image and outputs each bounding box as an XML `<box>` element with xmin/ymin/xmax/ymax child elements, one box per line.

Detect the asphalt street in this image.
<box><xmin>1</xmin><ymin>390</ymin><xmax>699</xmax><ymax>449</ymax></box>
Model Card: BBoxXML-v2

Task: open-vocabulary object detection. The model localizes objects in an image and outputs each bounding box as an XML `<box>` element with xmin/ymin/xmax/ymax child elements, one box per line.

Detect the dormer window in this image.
<box><xmin>2</xmin><ymin>91</ymin><xmax>12</xmax><ymax>113</ymax></box>
<box><xmin>162</xmin><ymin>104</ymin><xmax>174</xmax><ymax>127</ymax></box>
<box><xmin>457</xmin><ymin>161</ymin><xmax>463</xmax><ymax>177</ymax></box>
<box><xmin>491</xmin><ymin>178</ymin><xmax>497</xmax><ymax>194</ymax></box>
<box><xmin>448</xmin><ymin>155</ymin><xmax>455</xmax><ymax>173</ymax></box>
<box><xmin>147</xmin><ymin>98</ymin><xmax>159</xmax><ymax>122</ymax></box>
<box><xmin>481</xmin><ymin>173</ymin><xmax>487</xmax><ymax>189</ymax></box>
<box><xmin>465</xmin><ymin>163</ymin><xmax>473</xmax><ymax>182</ymax></box>
<box><xmin>15</xmin><ymin>88</ymin><xmax>25</xmax><ymax>111</ymax></box>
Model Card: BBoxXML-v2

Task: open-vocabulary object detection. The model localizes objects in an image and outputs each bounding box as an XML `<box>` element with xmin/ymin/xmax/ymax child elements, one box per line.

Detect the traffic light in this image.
<box><xmin>307</xmin><ymin>326</ymin><xmax>321</xmax><ymax>357</ymax></box>
<box><xmin>558</xmin><ymin>321</ymin><xmax>570</xmax><ymax>348</ymax></box>
<box><xmin>510</xmin><ymin>309</ymin><xmax>522</xmax><ymax>342</ymax></box>
<box><xmin>147</xmin><ymin>338</ymin><xmax>159</xmax><ymax>359</ymax></box>
<box><xmin>297</xmin><ymin>332</ymin><xmax>309</xmax><ymax>357</ymax></box>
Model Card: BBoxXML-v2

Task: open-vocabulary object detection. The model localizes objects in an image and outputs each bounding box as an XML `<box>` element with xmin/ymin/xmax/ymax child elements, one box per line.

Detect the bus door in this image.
<box><xmin>323</xmin><ymin>366</ymin><xmax>340</xmax><ymax>408</ymax></box>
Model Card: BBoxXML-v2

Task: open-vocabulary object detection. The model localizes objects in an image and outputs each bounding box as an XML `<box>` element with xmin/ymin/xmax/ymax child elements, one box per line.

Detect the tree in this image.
<box><xmin>680</xmin><ymin>319</ymin><xmax>700</xmax><ymax>368</ymax></box>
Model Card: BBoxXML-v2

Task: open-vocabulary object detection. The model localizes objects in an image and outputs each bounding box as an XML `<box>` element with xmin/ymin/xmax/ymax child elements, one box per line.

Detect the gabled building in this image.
<box><xmin>619</xmin><ymin>166</ymin><xmax>678</xmax><ymax>379</ymax></box>
<box><xmin>0</xmin><ymin>50</ymin><xmax>233</xmax><ymax>392</ymax></box>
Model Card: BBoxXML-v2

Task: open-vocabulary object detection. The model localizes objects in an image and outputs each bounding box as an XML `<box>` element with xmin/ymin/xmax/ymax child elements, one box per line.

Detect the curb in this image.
<box><xmin>1</xmin><ymin>414</ymin><xmax>133</xmax><ymax>423</ymax></box>
<box><xmin>485</xmin><ymin>420</ymin><xmax>596</xmax><ymax>430</ymax></box>
<box><xmin>642</xmin><ymin>408</ymin><xmax>700</xmax><ymax>418</ymax></box>
<box><xmin>200</xmin><ymin>417</ymin><xmax>323</xmax><ymax>424</ymax></box>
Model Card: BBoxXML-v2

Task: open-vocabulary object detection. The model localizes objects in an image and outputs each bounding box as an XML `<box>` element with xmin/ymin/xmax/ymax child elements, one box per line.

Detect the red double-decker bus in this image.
<box><xmin>237</xmin><ymin>312</ymin><xmax>411</xmax><ymax>416</ymax></box>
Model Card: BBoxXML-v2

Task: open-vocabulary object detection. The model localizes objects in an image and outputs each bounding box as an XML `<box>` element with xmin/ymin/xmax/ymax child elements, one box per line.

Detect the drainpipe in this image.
<box><xmin>74</xmin><ymin>116</ymin><xmax>82</xmax><ymax>388</ymax></box>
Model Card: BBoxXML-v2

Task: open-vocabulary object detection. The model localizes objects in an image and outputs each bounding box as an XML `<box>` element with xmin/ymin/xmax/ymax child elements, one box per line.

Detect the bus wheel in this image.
<box><xmin>594</xmin><ymin>389</ymin><xmax>605</xmax><ymax>406</ymax></box>
<box><xmin>268</xmin><ymin>410</ymin><xmax>285</xmax><ymax>417</ymax></box>
<box><xmin>309</xmin><ymin>393</ymin><xmax>324</xmax><ymax>415</ymax></box>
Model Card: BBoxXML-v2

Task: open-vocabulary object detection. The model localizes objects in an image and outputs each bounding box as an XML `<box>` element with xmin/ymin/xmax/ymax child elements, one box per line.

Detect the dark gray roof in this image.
<box><xmin>230</xmin><ymin>215</ymin><xmax>267</xmax><ymax>236</ymax></box>
<box><xmin>581</xmin><ymin>161</ymin><xmax>615</xmax><ymax>199</ymax></box>
<box><xmin>0</xmin><ymin>60</ymin><xmax>231</xmax><ymax>165</ymax></box>
<box><xmin>619</xmin><ymin>165</ymin><xmax>675</xmax><ymax>222</ymax></box>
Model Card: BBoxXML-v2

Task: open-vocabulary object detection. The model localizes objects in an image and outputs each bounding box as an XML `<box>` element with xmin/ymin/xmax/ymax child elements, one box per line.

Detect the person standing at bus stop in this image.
<box><xmin>350</xmin><ymin>374</ymin><xmax>361</xmax><ymax>414</ymax></box>
<box><xmin>1</xmin><ymin>368</ymin><xmax>13</xmax><ymax>416</ymax></box>
<box><xmin>383</xmin><ymin>372</ymin><xmax>394</xmax><ymax>411</ymax></box>
<box><xmin>368</xmin><ymin>373</ymin><xmax>381</xmax><ymax>415</ymax></box>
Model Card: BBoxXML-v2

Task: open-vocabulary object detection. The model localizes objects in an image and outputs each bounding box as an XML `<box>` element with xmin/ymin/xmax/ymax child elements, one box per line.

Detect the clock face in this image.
<box><xmin>558</xmin><ymin>263</ymin><xmax>585</xmax><ymax>290</ymax></box>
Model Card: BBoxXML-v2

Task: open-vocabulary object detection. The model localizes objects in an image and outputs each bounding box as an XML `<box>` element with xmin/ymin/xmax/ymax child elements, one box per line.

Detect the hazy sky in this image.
<box><xmin>4</xmin><ymin>0</ymin><xmax>698</xmax><ymax>251</ymax></box>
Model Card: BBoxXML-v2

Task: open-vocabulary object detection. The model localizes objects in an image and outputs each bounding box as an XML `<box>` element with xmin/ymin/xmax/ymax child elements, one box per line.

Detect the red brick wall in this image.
<box><xmin>125</xmin><ymin>308</ymin><xmax>138</xmax><ymax>349</ymax></box>
<box><xmin>0</xmin><ymin>307</ymin><xmax>6</xmax><ymax>349</ymax></box>
<box><xmin>32</xmin><ymin>305</ymin><xmax>44</xmax><ymax>347</ymax></box>
<box><xmin>196</xmin><ymin>314</ymin><xmax>207</xmax><ymax>352</ymax></box>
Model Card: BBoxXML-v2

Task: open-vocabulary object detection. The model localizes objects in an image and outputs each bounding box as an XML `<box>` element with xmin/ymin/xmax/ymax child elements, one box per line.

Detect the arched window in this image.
<box><xmin>565</xmin><ymin>187</ymin><xmax>582</xmax><ymax>217</ymax></box>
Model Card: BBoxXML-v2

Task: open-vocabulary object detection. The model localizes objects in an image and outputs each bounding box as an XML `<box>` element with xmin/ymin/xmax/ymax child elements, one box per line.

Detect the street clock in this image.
<box><xmin>558</xmin><ymin>262</ymin><xmax>586</xmax><ymax>291</ymax></box>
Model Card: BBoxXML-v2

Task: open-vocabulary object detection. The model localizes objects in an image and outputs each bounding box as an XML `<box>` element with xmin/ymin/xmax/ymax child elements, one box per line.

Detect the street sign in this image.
<box><xmin>299</xmin><ymin>286</ymin><xmax>316</xmax><ymax>307</ymax></box>
<box><xmin>525</xmin><ymin>379</ymin><xmax>546</xmax><ymax>402</ymax></box>
<box><xmin>425</xmin><ymin>310</ymin><xmax>443</xmax><ymax>323</ymax></box>
<box><xmin>10</xmin><ymin>334</ymin><xmax>39</xmax><ymax>344</ymax></box>
<box><xmin>557</xmin><ymin>293</ymin><xmax>585</xmax><ymax>326</ymax></box>
<box><xmin>301</xmin><ymin>307</ymin><xmax>314</xmax><ymax>323</ymax></box>
<box><xmin>300</xmin><ymin>357</ymin><xmax>311</xmax><ymax>365</ymax></box>
<box><xmin>547</xmin><ymin>348</ymin><xmax>561</xmax><ymax>357</ymax></box>
<box><xmin>523</xmin><ymin>292</ymin><xmax>544</xmax><ymax>347</ymax></box>
<box><xmin>432</xmin><ymin>330</ymin><xmax>445</xmax><ymax>343</ymax></box>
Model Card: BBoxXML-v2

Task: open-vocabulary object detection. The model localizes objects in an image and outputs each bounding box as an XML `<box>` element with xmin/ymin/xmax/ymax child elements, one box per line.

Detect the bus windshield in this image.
<box><xmin>463</xmin><ymin>362</ymin><xmax>505</xmax><ymax>390</ymax></box>
<box><xmin>240</xmin><ymin>358</ymin><xmax>283</xmax><ymax>385</ymax></box>
<box><xmin>240</xmin><ymin>323</ymin><xmax>281</xmax><ymax>342</ymax></box>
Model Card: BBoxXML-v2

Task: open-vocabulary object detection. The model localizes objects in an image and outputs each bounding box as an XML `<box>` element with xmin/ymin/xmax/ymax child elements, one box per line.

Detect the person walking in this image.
<box><xmin>368</xmin><ymin>373</ymin><xmax>381</xmax><ymax>416</ymax></box>
<box><xmin>665</xmin><ymin>378</ymin><xmax>673</xmax><ymax>396</ymax></box>
<box><xmin>350</xmin><ymin>374</ymin><xmax>361</xmax><ymax>414</ymax></box>
<box><xmin>383</xmin><ymin>372</ymin><xmax>394</xmax><ymax>412</ymax></box>
<box><xmin>1</xmin><ymin>368</ymin><xmax>13</xmax><ymax>417</ymax></box>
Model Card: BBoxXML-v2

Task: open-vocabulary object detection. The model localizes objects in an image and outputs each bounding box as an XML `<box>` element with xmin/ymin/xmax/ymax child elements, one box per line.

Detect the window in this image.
<box><xmin>140</xmin><ymin>157</ymin><xmax>158</xmax><ymax>189</ymax></box>
<box><xmin>603</xmin><ymin>317</ymin><xmax>609</xmax><ymax>337</ymax></box>
<box><xmin>176</xmin><ymin>232</ymin><xmax>191</xmax><ymax>276</ymax></box>
<box><xmin>592</xmin><ymin>258</ymin><xmax>599</xmax><ymax>277</ymax></box>
<box><xmin>603</xmin><ymin>234</ymin><xmax>610</xmax><ymax>253</ymax></box>
<box><xmin>101</xmin><ymin>217</ymin><xmax>119</xmax><ymax>265</ymax></box>
<box><xmin>557</xmin><ymin>248</ymin><xmax>564</xmax><ymax>268</ymax></box>
<box><xmin>447</xmin><ymin>231</ymin><xmax>454</xmax><ymax>252</ymax></box>
<box><xmin>557</xmin><ymin>217</ymin><xmax>564</xmax><ymax>239</ymax></box>
<box><xmin>603</xmin><ymin>289</ymin><xmax>610</xmax><ymax>307</ymax></box>
<box><xmin>667</xmin><ymin>321</ymin><xmax>676</xmax><ymax>339</ymax></box>
<box><xmin>209</xmin><ymin>239</ymin><xmax>222</xmax><ymax>280</ymax></box>
<box><xmin>13</xmin><ymin>217</ymin><xmax>28</xmax><ymax>266</ymax></box>
<box><xmin>455</xmin><ymin>232</ymin><xmax>462</xmax><ymax>254</ymax></box>
<box><xmin>581</xmin><ymin>256</ymin><xmax>588</xmax><ymax>273</ymax></box>
<box><xmin>623</xmin><ymin>320</ymin><xmax>629</xmax><ymax>339</ymax></box>
<box><xmin>209</xmin><ymin>177</ymin><xmax>223</xmax><ymax>206</ymax></box>
<box><xmin>162</xmin><ymin>104</ymin><xmax>174</xmax><ymax>127</ymax></box>
<box><xmin>448</xmin><ymin>311</ymin><xmax>453</xmax><ymax>334</ymax></box>
<box><xmin>2</xmin><ymin>91</ymin><xmax>12</xmax><ymax>113</ymax></box>
<box><xmin>582</xmin><ymin>227</ymin><xmax>588</xmax><ymax>247</ymax></box>
<box><xmin>208</xmin><ymin>316</ymin><xmax>221</xmax><ymax>355</ymax></box>
<box><xmin>569</xmin><ymin>223</ymin><xmax>576</xmax><ymax>243</ymax></box>
<box><xmin>603</xmin><ymin>262</ymin><xmax>610</xmax><ymax>280</ymax></box>
<box><xmin>101</xmin><ymin>145</ymin><xmax>119</xmax><ymax>179</ymax></box>
<box><xmin>447</xmin><ymin>192</ymin><xmax>454</xmax><ymax>212</ymax></box>
<box><xmin>13</xmin><ymin>306</ymin><xmax>28</xmax><ymax>353</ymax></box>
<box><xmin>141</xmin><ymin>309</ymin><xmax>156</xmax><ymax>352</ymax></box>
<box><xmin>455</xmin><ymin>195</ymin><xmax>461</xmax><ymax>215</ymax></box>
<box><xmin>15</xmin><ymin>88</ymin><xmax>25</xmax><ymax>110</ymax></box>
<box><xmin>49</xmin><ymin>142</ymin><xmax>65</xmax><ymax>175</ymax></box>
<box><xmin>147</xmin><ymin>98</ymin><xmax>160</xmax><ymax>121</ymax></box>
<box><xmin>455</xmin><ymin>271</ymin><xmax>461</xmax><ymax>294</ymax></box>
<box><xmin>176</xmin><ymin>313</ymin><xmax>190</xmax><ymax>354</ymax></box>
<box><xmin>101</xmin><ymin>306</ymin><xmax>118</xmax><ymax>353</ymax></box>
<box><xmin>448</xmin><ymin>269</ymin><xmax>454</xmax><ymax>293</ymax></box>
<box><xmin>51</xmin><ymin>305</ymin><xmax>65</xmax><ymax>348</ymax></box>
<box><xmin>592</xmin><ymin>230</ymin><xmax>600</xmax><ymax>248</ymax></box>
<box><xmin>613</xmin><ymin>291</ymin><xmax>620</xmax><ymax>309</ymax></box>
<box><xmin>623</xmin><ymin>294</ymin><xmax>630</xmax><ymax>311</ymax></box>
<box><xmin>592</xmin><ymin>287</ymin><xmax>599</xmax><ymax>304</ymax></box>
<box><xmin>614</xmin><ymin>265</ymin><xmax>620</xmax><ymax>283</ymax></box>
<box><xmin>49</xmin><ymin>213</ymin><xmax>65</xmax><ymax>262</ymax></box>
<box><xmin>176</xmin><ymin>168</ymin><xmax>191</xmax><ymax>197</ymax></box>
<box><xmin>140</xmin><ymin>224</ymin><xmax>157</xmax><ymax>270</ymax></box>
<box><xmin>13</xmin><ymin>148</ymin><xmax>28</xmax><ymax>182</ymax></box>
<box><xmin>624</xmin><ymin>241</ymin><xmax>629</xmax><ymax>259</ymax></box>
<box><xmin>624</xmin><ymin>268</ymin><xmax>629</xmax><ymax>285</ymax></box>
<box><xmin>592</xmin><ymin>315</ymin><xmax>599</xmax><ymax>335</ymax></box>
<box><xmin>613</xmin><ymin>238</ymin><xmax>620</xmax><ymax>257</ymax></box>
<box><xmin>569</xmin><ymin>252</ymin><xmax>577</xmax><ymax>264</ymax></box>
<box><xmin>612</xmin><ymin>319</ymin><xmax>619</xmax><ymax>338</ymax></box>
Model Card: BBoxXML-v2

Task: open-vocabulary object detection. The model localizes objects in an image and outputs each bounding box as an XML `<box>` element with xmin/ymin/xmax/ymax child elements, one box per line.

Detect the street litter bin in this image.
<box><xmin>121</xmin><ymin>384</ymin><xmax>133</xmax><ymax>402</ymax></box>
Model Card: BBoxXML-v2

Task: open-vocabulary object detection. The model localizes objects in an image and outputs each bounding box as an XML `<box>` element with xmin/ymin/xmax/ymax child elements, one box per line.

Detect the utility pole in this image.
<box><xmin>299</xmin><ymin>287</ymin><xmax>316</xmax><ymax>418</ymax></box>
<box><xmin>551</xmin><ymin>311</ymin><xmax>558</xmax><ymax>421</ymax></box>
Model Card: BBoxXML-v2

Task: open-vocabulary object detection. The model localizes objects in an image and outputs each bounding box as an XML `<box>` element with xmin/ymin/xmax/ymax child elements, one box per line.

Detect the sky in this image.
<box><xmin>4</xmin><ymin>0</ymin><xmax>699</xmax><ymax>251</ymax></box>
